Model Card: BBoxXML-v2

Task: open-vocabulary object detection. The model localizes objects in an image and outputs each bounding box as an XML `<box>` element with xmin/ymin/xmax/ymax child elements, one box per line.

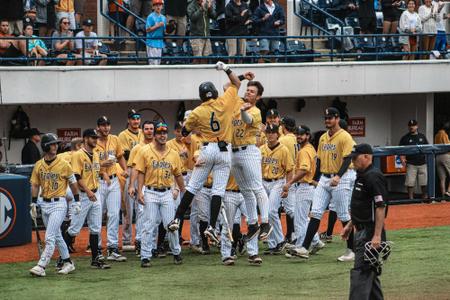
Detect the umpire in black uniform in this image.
<box><xmin>341</xmin><ymin>143</ymin><xmax>388</xmax><ymax>300</ymax></box>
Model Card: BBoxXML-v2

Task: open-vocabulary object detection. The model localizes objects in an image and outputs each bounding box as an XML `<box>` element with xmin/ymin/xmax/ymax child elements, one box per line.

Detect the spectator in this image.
<box><xmin>52</xmin><ymin>17</ymin><xmax>82</xmax><ymax>65</ymax></box>
<box><xmin>358</xmin><ymin>0</ymin><xmax>377</xmax><ymax>34</ymax></box>
<box><xmin>251</xmin><ymin>0</ymin><xmax>285</xmax><ymax>63</ymax></box>
<box><xmin>434</xmin><ymin>121</ymin><xmax>450</xmax><ymax>198</ymax></box>
<box><xmin>434</xmin><ymin>0</ymin><xmax>449</xmax><ymax>52</ymax></box>
<box><xmin>0</xmin><ymin>20</ymin><xmax>26</xmax><ymax>59</ymax></box>
<box><xmin>21</xmin><ymin>128</ymin><xmax>42</xmax><ymax>164</ymax></box>
<box><xmin>1</xmin><ymin>0</ymin><xmax>25</xmax><ymax>35</ymax></box>
<box><xmin>187</xmin><ymin>0</ymin><xmax>216</xmax><ymax>64</ymax></box>
<box><xmin>165</xmin><ymin>0</ymin><xmax>188</xmax><ymax>46</ymax></box>
<box><xmin>225</xmin><ymin>0</ymin><xmax>252</xmax><ymax>64</ymax></box>
<box><xmin>24</xmin><ymin>0</ymin><xmax>37</xmax><ymax>22</ymax></box>
<box><xmin>418</xmin><ymin>0</ymin><xmax>438</xmax><ymax>59</ymax></box>
<box><xmin>75</xmin><ymin>19</ymin><xmax>107</xmax><ymax>65</ymax></box>
<box><xmin>126</xmin><ymin>0</ymin><xmax>152</xmax><ymax>34</ymax></box>
<box><xmin>399</xmin><ymin>0</ymin><xmax>422</xmax><ymax>60</ymax></box>
<box><xmin>329</xmin><ymin>0</ymin><xmax>359</xmax><ymax>21</ymax></box>
<box><xmin>399</xmin><ymin>119</ymin><xmax>429</xmax><ymax>200</ymax></box>
<box><xmin>145</xmin><ymin>0</ymin><xmax>166</xmax><ymax>65</ymax></box>
<box><xmin>216</xmin><ymin>0</ymin><xmax>226</xmax><ymax>36</ymax></box>
<box><xmin>55</xmin><ymin>0</ymin><xmax>76</xmax><ymax>30</ymax></box>
<box><xmin>35</xmin><ymin>0</ymin><xmax>57</xmax><ymax>36</ymax></box>
<box><xmin>108</xmin><ymin>0</ymin><xmax>127</xmax><ymax>37</ymax></box>
<box><xmin>23</xmin><ymin>23</ymin><xmax>48</xmax><ymax>66</ymax></box>
<box><xmin>381</xmin><ymin>0</ymin><xmax>402</xmax><ymax>34</ymax></box>
<box><xmin>74</xmin><ymin>0</ymin><xmax>85</xmax><ymax>28</ymax></box>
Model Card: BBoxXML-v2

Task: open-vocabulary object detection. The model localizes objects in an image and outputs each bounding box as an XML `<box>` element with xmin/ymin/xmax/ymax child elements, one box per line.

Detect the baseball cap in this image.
<box><xmin>174</xmin><ymin>121</ymin><xmax>183</xmax><ymax>130</ymax></box>
<box><xmin>265</xmin><ymin>124</ymin><xmax>280</xmax><ymax>133</ymax></box>
<box><xmin>324</xmin><ymin>107</ymin><xmax>340</xmax><ymax>118</ymax></box>
<box><xmin>153</xmin><ymin>0</ymin><xmax>163</xmax><ymax>5</ymax></box>
<box><xmin>82</xmin><ymin>19</ymin><xmax>94</xmax><ymax>26</ymax></box>
<box><xmin>281</xmin><ymin>116</ymin><xmax>296</xmax><ymax>129</ymax></box>
<box><xmin>97</xmin><ymin>116</ymin><xmax>110</xmax><ymax>126</ymax></box>
<box><xmin>408</xmin><ymin>119</ymin><xmax>418</xmax><ymax>126</ymax></box>
<box><xmin>347</xmin><ymin>143</ymin><xmax>373</xmax><ymax>158</ymax></box>
<box><xmin>28</xmin><ymin>128</ymin><xmax>42</xmax><ymax>137</ymax></box>
<box><xmin>266</xmin><ymin>109</ymin><xmax>280</xmax><ymax>118</ymax></box>
<box><xmin>155</xmin><ymin>122</ymin><xmax>168</xmax><ymax>133</ymax></box>
<box><xmin>128</xmin><ymin>109</ymin><xmax>141</xmax><ymax>119</ymax></box>
<box><xmin>83</xmin><ymin>128</ymin><xmax>99</xmax><ymax>138</ymax></box>
<box><xmin>297</xmin><ymin>125</ymin><xmax>311</xmax><ymax>135</ymax></box>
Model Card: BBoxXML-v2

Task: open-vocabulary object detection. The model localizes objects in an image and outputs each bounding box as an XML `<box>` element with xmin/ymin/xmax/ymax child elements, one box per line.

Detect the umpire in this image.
<box><xmin>341</xmin><ymin>143</ymin><xmax>388</xmax><ymax>300</ymax></box>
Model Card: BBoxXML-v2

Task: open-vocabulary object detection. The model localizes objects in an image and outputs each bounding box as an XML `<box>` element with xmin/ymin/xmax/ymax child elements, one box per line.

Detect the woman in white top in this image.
<box><xmin>399</xmin><ymin>0</ymin><xmax>422</xmax><ymax>60</ymax></box>
<box><xmin>418</xmin><ymin>0</ymin><xmax>439</xmax><ymax>59</ymax></box>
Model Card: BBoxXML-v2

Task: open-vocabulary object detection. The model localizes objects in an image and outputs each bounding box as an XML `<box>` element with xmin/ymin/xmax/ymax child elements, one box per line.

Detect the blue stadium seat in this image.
<box><xmin>345</xmin><ymin>17</ymin><xmax>360</xmax><ymax>34</ymax></box>
<box><xmin>210</xmin><ymin>40</ymin><xmax>228</xmax><ymax>63</ymax></box>
<box><xmin>245</xmin><ymin>40</ymin><xmax>259</xmax><ymax>64</ymax></box>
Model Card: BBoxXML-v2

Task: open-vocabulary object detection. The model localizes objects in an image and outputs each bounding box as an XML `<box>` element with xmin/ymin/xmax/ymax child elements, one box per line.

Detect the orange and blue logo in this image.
<box><xmin>0</xmin><ymin>188</ymin><xmax>17</xmax><ymax>240</ymax></box>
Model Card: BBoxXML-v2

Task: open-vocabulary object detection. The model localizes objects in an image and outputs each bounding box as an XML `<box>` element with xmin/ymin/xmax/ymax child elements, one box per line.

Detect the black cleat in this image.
<box><xmin>248</xmin><ymin>255</ymin><xmax>263</xmax><ymax>265</ymax></box>
<box><xmin>168</xmin><ymin>219</ymin><xmax>180</xmax><ymax>232</ymax></box>
<box><xmin>135</xmin><ymin>240</ymin><xmax>141</xmax><ymax>257</ymax></box>
<box><xmin>55</xmin><ymin>256</ymin><xmax>64</xmax><ymax>271</ymax></box>
<box><xmin>173</xmin><ymin>255</ymin><xmax>183</xmax><ymax>265</ymax></box>
<box><xmin>141</xmin><ymin>258</ymin><xmax>151</xmax><ymax>268</ymax></box>
<box><xmin>91</xmin><ymin>259</ymin><xmax>111</xmax><ymax>269</ymax></box>
<box><xmin>245</xmin><ymin>223</ymin><xmax>260</xmax><ymax>241</ymax></box>
<box><xmin>258</xmin><ymin>223</ymin><xmax>273</xmax><ymax>241</ymax></box>
<box><xmin>237</xmin><ymin>237</ymin><xmax>246</xmax><ymax>255</ymax></box>
<box><xmin>222</xmin><ymin>257</ymin><xmax>235</xmax><ymax>266</ymax></box>
<box><xmin>204</xmin><ymin>225</ymin><xmax>220</xmax><ymax>244</ymax></box>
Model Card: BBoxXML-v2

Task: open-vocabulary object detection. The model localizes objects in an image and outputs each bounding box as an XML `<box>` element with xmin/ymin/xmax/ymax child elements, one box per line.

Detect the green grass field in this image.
<box><xmin>1</xmin><ymin>226</ymin><xmax>449</xmax><ymax>300</ymax></box>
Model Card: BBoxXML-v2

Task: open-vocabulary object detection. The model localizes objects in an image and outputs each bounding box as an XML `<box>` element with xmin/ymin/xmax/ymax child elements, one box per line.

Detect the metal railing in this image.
<box><xmin>294</xmin><ymin>0</ymin><xmax>345</xmax><ymax>36</ymax></box>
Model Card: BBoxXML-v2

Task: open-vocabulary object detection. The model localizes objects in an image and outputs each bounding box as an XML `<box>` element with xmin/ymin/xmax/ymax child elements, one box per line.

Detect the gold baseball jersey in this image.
<box><xmin>71</xmin><ymin>148</ymin><xmax>100</xmax><ymax>191</ymax></box>
<box><xmin>260</xmin><ymin>143</ymin><xmax>294</xmax><ymax>180</ymax></box>
<box><xmin>127</xmin><ymin>142</ymin><xmax>151</xmax><ymax>168</ymax></box>
<box><xmin>58</xmin><ymin>151</ymin><xmax>73</xmax><ymax>166</ymax></box>
<box><xmin>226</xmin><ymin>175</ymin><xmax>239</xmax><ymax>191</ymax></box>
<box><xmin>279</xmin><ymin>133</ymin><xmax>297</xmax><ymax>162</ymax></box>
<box><xmin>118</xmin><ymin>128</ymin><xmax>143</xmax><ymax>155</ymax></box>
<box><xmin>134</xmin><ymin>143</ymin><xmax>183</xmax><ymax>188</ymax></box>
<box><xmin>95</xmin><ymin>135</ymin><xmax>124</xmax><ymax>176</ymax></box>
<box><xmin>317</xmin><ymin>129</ymin><xmax>355</xmax><ymax>174</ymax></box>
<box><xmin>184</xmin><ymin>133</ymin><xmax>202</xmax><ymax>171</ymax></box>
<box><xmin>30</xmin><ymin>156</ymin><xmax>74</xmax><ymax>198</ymax></box>
<box><xmin>232</xmin><ymin>101</ymin><xmax>262</xmax><ymax>146</ymax></box>
<box><xmin>295</xmin><ymin>143</ymin><xmax>317</xmax><ymax>184</ymax></box>
<box><xmin>167</xmin><ymin>138</ymin><xmax>188</xmax><ymax>173</ymax></box>
<box><xmin>435</xmin><ymin>129</ymin><xmax>450</xmax><ymax>144</ymax></box>
<box><xmin>184</xmin><ymin>85</ymin><xmax>241</xmax><ymax>143</ymax></box>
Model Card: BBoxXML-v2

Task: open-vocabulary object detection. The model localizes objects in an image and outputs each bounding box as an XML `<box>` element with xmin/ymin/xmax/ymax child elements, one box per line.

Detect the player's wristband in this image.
<box><xmin>238</xmin><ymin>75</ymin><xmax>245</xmax><ymax>81</ymax></box>
<box><xmin>32</xmin><ymin>197</ymin><xmax>38</xmax><ymax>204</ymax></box>
<box><xmin>73</xmin><ymin>194</ymin><xmax>80</xmax><ymax>202</ymax></box>
<box><xmin>225</xmin><ymin>68</ymin><xmax>232</xmax><ymax>75</ymax></box>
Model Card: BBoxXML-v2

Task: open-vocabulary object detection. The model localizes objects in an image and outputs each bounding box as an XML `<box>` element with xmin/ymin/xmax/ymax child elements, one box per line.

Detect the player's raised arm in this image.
<box><xmin>215</xmin><ymin>61</ymin><xmax>241</xmax><ymax>90</ymax></box>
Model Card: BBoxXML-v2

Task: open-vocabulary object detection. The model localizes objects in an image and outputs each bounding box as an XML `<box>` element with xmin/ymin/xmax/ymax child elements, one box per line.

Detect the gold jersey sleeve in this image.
<box><xmin>135</xmin><ymin>144</ymin><xmax>183</xmax><ymax>188</ymax></box>
<box><xmin>295</xmin><ymin>143</ymin><xmax>317</xmax><ymax>183</ymax></box>
<box><xmin>167</xmin><ymin>138</ymin><xmax>188</xmax><ymax>173</ymax></box>
<box><xmin>96</xmin><ymin>135</ymin><xmax>125</xmax><ymax>176</ymax></box>
<box><xmin>118</xmin><ymin>129</ymin><xmax>142</xmax><ymax>154</ymax></box>
<box><xmin>232</xmin><ymin>102</ymin><xmax>263</xmax><ymax>146</ymax></box>
<box><xmin>184</xmin><ymin>85</ymin><xmax>240</xmax><ymax>143</ymax></box>
<box><xmin>30</xmin><ymin>156</ymin><xmax>74</xmax><ymax>198</ymax></box>
<box><xmin>127</xmin><ymin>143</ymin><xmax>143</xmax><ymax>168</ymax></box>
<box><xmin>435</xmin><ymin>129</ymin><xmax>450</xmax><ymax>144</ymax></box>
<box><xmin>58</xmin><ymin>151</ymin><xmax>73</xmax><ymax>166</ymax></box>
<box><xmin>71</xmin><ymin>149</ymin><xmax>100</xmax><ymax>191</ymax></box>
<box><xmin>183</xmin><ymin>134</ymin><xmax>201</xmax><ymax>171</ymax></box>
<box><xmin>279</xmin><ymin>133</ymin><xmax>297</xmax><ymax>162</ymax></box>
<box><xmin>226</xmin><ymin>174</ymin><xmax>239</xmax><ymax>191</ymax></box>
<box><xmin>260</xmin><ymin>143</ymin><xmax>294</xmax><ymax>180</ymax></box>
<box><xmin>317</xmin><ymin>129</ymin><xmax>356</xmax><ymax>174</ymax></box>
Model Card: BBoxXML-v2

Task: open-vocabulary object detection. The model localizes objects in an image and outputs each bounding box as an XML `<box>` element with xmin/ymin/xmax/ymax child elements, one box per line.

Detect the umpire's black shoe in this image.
<box><xmin>168</xmin><ymin>218</ymin><xmax>180</xmax><ymax>232</ymax></box>
<box><xmin>259</xmin><ymin>223</ymin><xmax>273</xmax><ymax>241</ymax></box>
<box><xmin>141</xmin><ymin>258</ymin><xmax>151</xmax><ymax>268</ymax></box>
<box><xmin>173</xmin><ymin>255</ymin><xmax>183</xmax><ymax>265</ymax></box>
<box><xmin>91</xmin><ymin>259</ymin><xmax>111</xmax><ymax>269</ymax></box>
<box><xmin>204</xmin><ymin>225</ymin><xmax>220</xmax><ymax>244</ymax></box>
<box><xmin>246</xmin><ymin>223</ymin><xmax>260</xmax><ymax>241</ymax></box>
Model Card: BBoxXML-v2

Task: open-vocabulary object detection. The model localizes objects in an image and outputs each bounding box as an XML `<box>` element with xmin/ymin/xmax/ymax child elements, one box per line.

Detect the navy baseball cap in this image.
<box><xmin>266</xmin><ymin>109</ymin><xmax>280</xmax><ymax>117</ymax></box>
<box><xmin>97</xmin><ymin>116</ymin><xmax>110</xmax><ymax>126</ymax></box>
<box><xmin>83</xmin><ymin>19</ymin><xmax>94</xmax><ymax>26</ymax></box>
<box><xmin>265</xmin><ymin>124</ymin><xmax>280</xmax><ymax>133</ymax></box>
<box><xmin>128</xmin><ymin>109</ymin><xmax>141</xmax><ymax>119</ymax></box>
<box><xmin>324</xmin><ymin>107</ymin><xmax>340</xmax><ymax>118</ymax></box>
<box><xmin>297</xmin><ymin>125</ymin><xmax>311</xmax><ymax>135</ymax></box>
<box><xmin>83</xmin><ymin>128</ymin><xmax>99</xmax><ymax>138</ymax></box>
<box><xmin>408</xmin><ymin>119</ymin><xmax>418</xmax><ymax>126</ymax></box>
<box><xmin>347</xmin><ymin>143</ymin><xmax>373</xmax><ymax>158</ymax></box>
<box><xmin>281</xmin><ymin>116</ymin><xmax>296</xmax><ymax>129</ymax></box>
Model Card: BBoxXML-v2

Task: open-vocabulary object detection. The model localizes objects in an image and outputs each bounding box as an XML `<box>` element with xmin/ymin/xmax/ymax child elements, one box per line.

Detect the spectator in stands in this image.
<box><xmin>165</xmin><ymin>0</ymin><xmax>188</xmax><ymax>46</ymax></box>
<box><xmin>381</xmin><ymin>0</ymin><xmax>402</xmax><ymax>34</ymax></box>
<box><xmin>252</xmin><ymin>0</ymin><xmax>285</xmax><ymax>63</ymax></box>
<box><xmin>0</xmin><ymin>20</ymin><xmax>26</xmax><ymax>59</ymax></box>
<box><xmin>55</xmin><ymin>0</ymin><xmax>76</xmax><ymax>30</ymax></box>
<box><xmin>399</xmin><ymin>0</ymin><xmax>422</xmax><ymax>60</ymax></box>
<box><xmin>434</xmin><ymin>1</ymin><xmax>449</xmax><ymax>52</ymax></box>
<box><xmin>0</xmin><ymin>0</ymin><xmax>25</xmax><ymax>35</ymax></box>
<box><xmin>24</xmin><ymin>0</ymin><xmax>37</xmax><ymax>22</ymax></box>
<box><xmin>74</xmin><ymin>0</ymin><xmax>85</xmax><ymax>28</ymax></box>
<box><xmin>145</xmin><ymin>0</ymin><xmax>166</xmax><ymax>65</ymax></box>
<box><xmin>434</xmin><ymin>121</ymin><xmax>450</xmax><ymax>198</ymax></box>
<box><xmin>35</xmin><ymin>0</ymin><xmax>57</xmax><ymax>36</ymax></box>
<box><xmin>329</xmin><ymin>0</ymin><xmax>359</xmax><ymax>21</ymax></box>
<box><xmin>358</xmin><ymin>0</ymin><xmax>377</xmax><ymax>34</ymax></box>
<box><xmin>225</xmin><ymin>0</ymin><xmax>252</xmax><ymax>64</ymax></box>
<box><xmin>418</xmin><ymin>0</ymin><xmax>438</xmax><ymax>59</ymax></box>
<box><xmin>187</xmin><ymin>0</ymin><xmax>216</xmax><ymax>64</ymax></box>
<box><xmin>52</xmin><ymin>17</ymin><xmax>82</xmax><ymax>65</ymax></box>
<box><xmin>216</xmin><ymin>0</ymin><xmax>227</xmax><ymax>36</ymax></box>
<box><xmin>127</xmin><ymin>0</ymin><xmax>152</xmax><ymax>34</ymax></box>
<box><xmin>23</xmin><ymin>23</ymin><xmax>48</xmax><ymax>66</ymax></box>
<box><xmin>75</xmin><ymin>19</ymin><xmax>107</xmax><ymax>65</ymax></box>
<box><xmin>22</xmin><ymin>128</ymin><xmax>42</xmax><ymax>164</ymax></box>
<box><xmin>399</xmin><ymin>119</ymin><xmax>429</xmax><ymax>200</ymax></box>
<box><xmin>108</xmin><ymin>0</ymin><xmax>127</xmax><ymax>37</ymax></box>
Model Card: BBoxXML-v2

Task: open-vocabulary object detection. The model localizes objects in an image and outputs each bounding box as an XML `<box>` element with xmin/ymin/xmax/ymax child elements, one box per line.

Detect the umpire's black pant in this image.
<box><xmin>349</xmin><ymin>224</ymin><xmax>386</xmax><ymax>300</ymax></box>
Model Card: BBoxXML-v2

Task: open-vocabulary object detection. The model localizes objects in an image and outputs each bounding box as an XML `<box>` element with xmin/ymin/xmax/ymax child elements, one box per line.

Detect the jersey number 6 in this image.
<box><xmin>210</xmin><ymin>112</ymin><xmax>220</xmax><ymax>132</ymax></box>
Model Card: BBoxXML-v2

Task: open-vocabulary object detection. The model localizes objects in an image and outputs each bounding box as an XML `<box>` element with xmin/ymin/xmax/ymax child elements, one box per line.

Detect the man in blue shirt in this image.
<box><xmin>146</xmin><ymin>0</ymin><xmax>166</xmax><ymax>65</ymax></box>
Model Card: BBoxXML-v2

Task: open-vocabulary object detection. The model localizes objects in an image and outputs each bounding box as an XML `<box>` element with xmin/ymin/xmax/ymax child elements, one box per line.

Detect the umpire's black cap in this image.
<box><xmin>83</xmin><ymin>128</ymin><xmax>99</xmax><ymax>138</ymax></box>
<box><xmin>97</xmin><ymin>116</ymin><xmax>111</xmax><ymax>126</ymax></box>
<box><xmin>265</xmin><ymin>124</ymin><xmax>280</xmax><ymax>134</ymax></box>
<box><xmin>324</xmin><ymin>107</ymin><xmax>340</xmax><ymax>118</ymax></box>
<box><xmin>347</xmin><ymin>143</ymin><xmax>373</xmax><ymax>158</ymax></box>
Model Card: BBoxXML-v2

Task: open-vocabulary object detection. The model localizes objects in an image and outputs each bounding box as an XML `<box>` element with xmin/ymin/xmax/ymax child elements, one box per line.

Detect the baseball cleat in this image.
<box><xmin>222</xmin><ymin>257</ymin><xmax>235</xmax><ymax>266</ymax></box>
<box><xmin>107</xmin><ymin>248</ymin><xmax>127</xmax><ymax>262</ymax></box>
<box><xmin>201</xmin><ymin>244</ymin><xmax>211</xmax><ymax>255</ymax></box>
<box><xmin>91</xmin><ymin>259</ymin><xmax>111</xmax><ymax>269</ymax></box>
<box><xmin>190</xmin><ymin>244</ymin><xmax>203</xmax><ymax>254</ymax></box>
<box><xmin>30</xmin><ymin>265</ymin><xmax>46</xmax><ymax>277</ymax></box>
<box><xmin>173</xmin><ymin>255</ymin><xmax>183</xmax><ymax>265</ymax></box>
<box><xmin>122</xmin><ymin>244</ymin><xmax>135</xmax><ymax>252</ymax></box>
<box><xmin>204</xmin><ymin>225</ymin><xmax>220</xmax><ymax>244</ymax></box>
<box><xmin>135</xmin><ymin>240</ymin><xmax>141</xmax><ymax>257</ymax></box>
<box><xmin>248</xmin><ymin>255</ymin><xmax>263</xmax><ymax>265</ymax></box>
<box><xmin>290</xmin><ymin>247</ymin><xmax>309</xmax><ymax>259</ymax></box>
<box><xmin>58</xmin><ymin>262</ymin><xmax>75</xmax><ymax>275</ymax></box>
<box><xmin>157</xmin><ymin>247</ymin><xmax>167</xmax><ymax>258</ymax></box>
<box><xmin>258</xmin><ymin>223</ymin><xmax>273</xmax><ymax>241</ymax></box>
<box><xmin>319</xmin><ymin>232</ymin><xmax>333</xmax><ymax>243</ymax></box>
<box><xmin>55</xmin><ymin>256</ymin><xmax>64</xmax><ymax>271</ymax></box>
<box><xmin>263</xmin><ymin>248</ymin><xmax>280</xmax><ymax>255</ymax></box>
<box><xmin>245</xmin><ymin>224</ymin><xmax>260</xmax><ymax>241</ymax></box>
<box><xmin>168</xmin><ymin>219</ymin><xmax>180</xmax><ymax>232</ymax></box>
<box><xmin>141</xmin><ymin>258</ymin><xmax>151</xmax><ymax>268</ymax></box>
<box><xmin>337</xmin><ymin>249</ymin><xmax>355</xmax><ymax>262</ymax></box>
<box><xmin>231</xmin><ymin>248</ymin><xmax>237</xmax><ymax>260</ymax></box>
<box><xmin>310</xmin><ymin>240</ymin><xmax>326</xmax><ymax>255</ymax></box>
<box><xmin>285</xmin><ymin>252</ymin><xmax>296</xmax><ymax>259</ymax></box>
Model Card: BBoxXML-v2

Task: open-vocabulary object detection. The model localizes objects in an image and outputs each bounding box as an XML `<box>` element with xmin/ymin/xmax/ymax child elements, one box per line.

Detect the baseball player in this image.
<box><xmin>29</xmin><ymin>133</ymin><xmax>79</xmax><ymax>276</ymax></box>
<box><xmin>279</xmin><ymin>116</ymin><xmax>298</xmax><ymax>244</ymax></box>
<box><xmin>135</xmin><ymin>122</ymin><xmax>185</xmax><ymax>267</ymax></box>
<box><xmin>231</xmin><ymin>78</ymin><xmax>272</xmax><ymax>242</ymax></box>
<box><xmin>58</xmin><ymin>138</ymin><xmax>83</xmax><ymax>164</ymax></box>
<box><xmin>96</xmin><ymin>116</ymin><xmax>128</xmax><ymax>262</ymax></box>
<box><xmin>221</xmin><ymin>175</ymin><xmax>261</xmax><ymax>266</ymax></box>
<box><xmin>168</xmin><ymin>61</ymin><xmax>245</xmax><ymax>244</ymax></box>
<box><xmin>282</xmin><ymin>125</ymin><xmax>324</xmax><ymax>257</ymax></box>
<box><xmin>291</xmin><ymin>107</ymin><xmax>356</xmax><ymax>261</ymax></box>
<box><xmin>260</xmin><ymin>124</ymin><xmax>294</xmax><ymax>255</ymax></box>
<box><xmin>63</xmin><ymin>129</ymin><xmax>111</xmax><ymax>269</ymax></box>
<box><xmin>119</xmin><ymin>109</ymin><xmax>142</xmax><ymax>251</ymax></box>
<box><xmin>127</xmin><ymin>121</ymin><xmax>155</xmax><ymax>257</ymax></box>
<box><xmin>194</xmin><ymin>171</ymin><xmax>213</xmax><ymax>254</ymax></box>
<box><xmin>257</xmin><ymin>109</ymin><xmax>283</xmax><ymax>147</ymax></box>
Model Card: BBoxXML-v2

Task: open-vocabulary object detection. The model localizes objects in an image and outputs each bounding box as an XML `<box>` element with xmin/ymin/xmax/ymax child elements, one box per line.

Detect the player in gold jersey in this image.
<box><xmin>257</xmin><ymin>109</ymin><xmax>283</xmax><ymax>147</ymax></box>
<box><xmin>118</xmin><ymin>109</ymin><xmax>142</xmax><ymax>161</ymax></box>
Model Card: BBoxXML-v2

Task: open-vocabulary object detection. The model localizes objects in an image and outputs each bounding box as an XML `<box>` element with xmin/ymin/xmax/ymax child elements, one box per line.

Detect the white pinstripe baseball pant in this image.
<box><xmin>231</xmin><ymin>145</ymin><xmax>267</xmax><ymax>224</ymax></box>
<box><xmin>98</xmin><ymin>177</ymin><xmax>121</xmax><ymax>249</ymax></box>
<box><xmin>311</xmin><ymin>171</ymin><xmax>356</xmax><ymax>222</ymax></box>
<box><xmin>220</xmin><ymin>191</ymin><xmax>258</xmax><ymax>259</ymax></box>
<box><xmin>328</xmin><ymin>169</ymin><xmax>356</xmax><ymax>212</ymax></box>
<box><xmin>68</xmin><ymin>191</ymin><xmax>102</xmax><ymax>236</ymax></box>
<box><xmin>263</xmin><ymin>179</ymin><xmax>285</xmax><ymax>249</ymax></box>
<box><xmin>37</xmin><ymin>198</ymin><xmax>70</xmax><ymax>268</ymax></box>
<box><xmin>294</xmin><ymin>183</ymin><xmax>320</xmax><ymax>247</ymax></box>
<box><xmin>189</xmin><ymin>186</ymin><xmax>210</xmax><ymax>246</ymax></box>
<box><xmin>283</xmin><ymin>185</ymin><xmax>296</xmax><ymax>218</ymax></box>
<box><xmin>187</xmin><ymin>143</ymin><xmax>231</xmax><ymax>197</ymax></box>
<box><xmin>122</xmin><ymin>176</ymin><xmax>137</xmax><ymax>245</ymax></box>
<box><xmin>175</xmin><ymin>173</ymin><xmax>190</xmax><ymax>210</ymax></box>
<box><xmin>233</xmin><ymin>204</ymin><xmax>247</xmax><ymax>224</ymax></box>
<box><xmin>140</xmin><ymin>189</ymin><xmax>181</xmax><ymax>260</ymax></box>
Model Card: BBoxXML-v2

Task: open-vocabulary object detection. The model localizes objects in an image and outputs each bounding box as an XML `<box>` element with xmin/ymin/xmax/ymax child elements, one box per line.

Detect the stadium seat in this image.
<box><xmin>244</xmin><ymin>40</ymin><xmax>259</xmax><ymax>64</ymax></box>
<box><xmin>162</xmin><ymin>41</ymin><xmax>186</xmax><ymax>65</ymax></box>
<box><xmin>354</xmin><ymin>37</ymin><xmax>376</xmax><ymax>61</ymax></box>
<box><xmin>345</xmin><ymin>17</ymin><xmax>360</xmax><ymax>34</ymax></box>
<box><xmin>325</xmin><ymin>17</ymin><xmax>341</xmax><ymax>34</ymax></box>
<box><xmin>210</xmin><ymin>40</ymin><xmax>228</xmax><ymax>63</ymax></box>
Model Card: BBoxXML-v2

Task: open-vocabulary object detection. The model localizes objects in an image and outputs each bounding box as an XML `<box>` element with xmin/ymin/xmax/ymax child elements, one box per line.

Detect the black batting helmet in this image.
<box><xmin>199</xmin><ymin>81</ymin><xmax>218</xmax><ymax>102</ymax></box>
<box><xmin>41</xmin><ymin>133</ymin><xmax>60</xmax><ymax>152</ymax></box>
